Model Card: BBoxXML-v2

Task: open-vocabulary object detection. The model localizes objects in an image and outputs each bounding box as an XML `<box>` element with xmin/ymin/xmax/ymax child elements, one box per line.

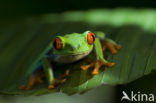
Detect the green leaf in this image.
<box><xmin>0</xmin><ymin>8</ymin><xmax>156</xmax><ymax>95</ymax></box>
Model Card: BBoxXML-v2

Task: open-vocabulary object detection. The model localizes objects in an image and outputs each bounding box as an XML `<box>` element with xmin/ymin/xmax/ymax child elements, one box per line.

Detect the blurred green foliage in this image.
<box><xmin>0</xmin><ymin>0</ymin><xmax>156</xmax><ymax>18</ymax></box>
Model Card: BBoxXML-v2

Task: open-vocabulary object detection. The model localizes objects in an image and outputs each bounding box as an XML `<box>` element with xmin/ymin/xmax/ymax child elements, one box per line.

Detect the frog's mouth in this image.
<box><xmin>52</xmin><ymin>50</ymin><xmax>92</xmax><ymax>63</ymax></box>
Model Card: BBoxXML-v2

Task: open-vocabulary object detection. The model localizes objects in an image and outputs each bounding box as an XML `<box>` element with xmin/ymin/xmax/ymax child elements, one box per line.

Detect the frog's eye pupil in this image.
<box><xmin>92</xmin><ymin>35</ymin><xmax>95</xmax><ymax>41</ymax></box>
<box><xmin>87</xmin><ymin>32</ymin><xmax>96</xmax><ymax>45</ymax></box>
<box><xmin>53</xmin><ymin>37</ymin><xmax>62</xmax><ymax>50</ymax></box>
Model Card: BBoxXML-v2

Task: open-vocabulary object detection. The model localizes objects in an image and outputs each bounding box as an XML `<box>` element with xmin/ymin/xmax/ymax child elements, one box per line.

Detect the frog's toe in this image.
<box><xmin>115</xmin><ymin>44</ymin><xmax>121</xmax><ymax>50</ymax></box>
<box><xmin>48</xmin><ymin>79</ymin><xmax>66</xmax><ymax>90</ymax></box>
<box><xmin>48</xmin><ymin>84</ymin><xmax>55</xmax><ymax>89</ymax></box>
<box><xmin>80</xmin><ymin>62</ymin><xmax>95</xmax><ymax>70</ymax></box>
<box><xmin>100</xmin><ymin>60</ymin><xmax>115</xmax><ymax>67</ymax></box>
<box><xmin>91</xmin><ymin>61</ymin><xmax>100</xmax><ymax>76</ymax></box>
<box><xmin>80</xmin><ymin>65</ymin><xmax>91</xmax><ymax>70</ymax></box>
<box><xmin>92</xmin><ymin>71</ymin><xmax>99</xmax><ymax>76</ymax></box>
<box><xmin>91</xmin><ymin>68</ymin><xmax>99</xmax><ymax>76</ymax></box>
<box><xmin>48</xmin><ymin>79</ymin><xmax>67</xmax><ymax>90</ymax></box>
<box><xmin>64</xmin><ymin>69</ymin><xmax>70</xmax><ymax>76</ymax></box>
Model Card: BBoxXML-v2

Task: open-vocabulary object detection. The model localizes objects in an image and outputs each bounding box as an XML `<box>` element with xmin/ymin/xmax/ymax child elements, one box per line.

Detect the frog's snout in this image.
<box><xmin>72</xmin><ymin>44</ymin><xmax>81</xmax><ymax>50</ymax></box>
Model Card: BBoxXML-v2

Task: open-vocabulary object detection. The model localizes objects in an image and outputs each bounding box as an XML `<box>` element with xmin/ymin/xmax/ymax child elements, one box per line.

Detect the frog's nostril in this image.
<box><xmin>72</xmin><ymin>46</ymin><xmax>76</xmax><ymax>50</ymax></box>
<box><xmin>78</xmin><ymin>44</ymin><xmax>80</xmax><ymax>49</ymax></box>
<box><xmin>72</xmin><ymin>44</ymin><xmax>80</xmax><ymax>50</ymax></box>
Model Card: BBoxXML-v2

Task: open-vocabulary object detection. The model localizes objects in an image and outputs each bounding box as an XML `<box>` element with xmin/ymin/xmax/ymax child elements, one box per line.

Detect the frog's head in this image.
<box><xmin>52</xmin><ymin>31</ymin><xmax>96</xmax><ymax>56</ymax></box>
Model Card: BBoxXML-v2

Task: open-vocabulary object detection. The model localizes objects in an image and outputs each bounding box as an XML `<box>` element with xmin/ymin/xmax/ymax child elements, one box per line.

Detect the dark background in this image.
<box><xmin>1</xmin><ymin>0</ymin><xmax>156</xmax><ymax>18</ymax></box>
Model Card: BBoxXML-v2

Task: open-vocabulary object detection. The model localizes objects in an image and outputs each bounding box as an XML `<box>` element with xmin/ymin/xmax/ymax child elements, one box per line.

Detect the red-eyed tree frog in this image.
<box><xmin>19</xmin><ymin>31</ymin><xmax>121</xmax><ymax>90</ymax></box>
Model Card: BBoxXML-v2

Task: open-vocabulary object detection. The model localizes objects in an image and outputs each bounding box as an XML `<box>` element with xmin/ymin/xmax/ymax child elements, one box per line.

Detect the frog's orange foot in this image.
<box><xmin>19</xmin><ymin>72</ymin><xmax>44</xmax><ymax>90</ymax></box>
<box><xmin>101</xmin><ymin>40</ymin><xmax>121</xmax><ymax>54</ymax></box>
<box><xmin>80</xmin><ymin>60</ymin><xmax>115</xmax><ymax>76</ymax></box>
<box><xmin>105</xmin><ymin>42</ymin><xmax>121</xmax><ymax>54</ymax></box>
<box><xmin>19</xmin><ymin>69</ymin><xmax>70</xmax><ymax>90</ymax></box>
<box><xmin>48</xmin><ymin>69</ymin><xmax>69</xmax><ymax>90</ymax></box>
<box><xmin>48</xmin><ymin>79</ymin><xmax>67</xmax><ymax>90</ymax></box>
<box><xmin>48</xmin><ymin>84</ymin><xmax>55</xmax><ymax>89</ymax></box>
<box><xmin>115</xmin><ymin>44</ymin><xmax>121</xmax><ymax>50</ymax></box>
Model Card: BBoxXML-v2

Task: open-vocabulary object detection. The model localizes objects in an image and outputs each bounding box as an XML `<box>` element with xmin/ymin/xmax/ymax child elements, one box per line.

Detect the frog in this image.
<box><xmin>19</xmin><ymin>31</ymin><xmax>121</xmax><ymax>90</ymax></box>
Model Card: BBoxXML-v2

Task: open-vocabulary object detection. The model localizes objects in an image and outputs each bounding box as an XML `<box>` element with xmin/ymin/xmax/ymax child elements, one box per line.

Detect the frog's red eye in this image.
<box><xmin>87</xmin><ymin>32</ymin><xmax>96</xmax><ymax>45</ymax></box>
<box><xmin>53</xmin><ymin>37</ymin><xmax>62</xmax><ymax>50</ymax></box>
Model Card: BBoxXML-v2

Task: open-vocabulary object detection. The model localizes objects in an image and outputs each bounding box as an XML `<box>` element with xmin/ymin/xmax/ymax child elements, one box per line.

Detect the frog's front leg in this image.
<box><xmin>42</xmin><ymin>57</ymin><xmax>70</xmax><ymax>89</ymax></box>
<box><xmin>19</xmin><ymin>57</ymin><xmax>69</xmax><ymax>90</ymax></box>
<box><xmin>41</xmin><ymin>57</ymin><xmax>55</xmax><ymax>89</ymax></box>
<box><xmin>81</xmin><ymin>38</ymin><xmax>120</xmax><ymax>76</ymax></box>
